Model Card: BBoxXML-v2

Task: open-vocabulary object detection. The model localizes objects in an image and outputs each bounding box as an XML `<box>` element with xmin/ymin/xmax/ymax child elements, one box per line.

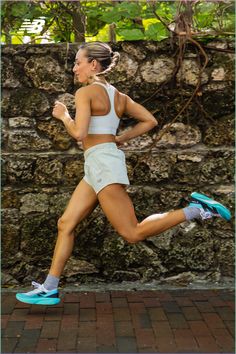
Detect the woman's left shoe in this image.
<box><xmin>16</xmin><ymin>281</ymin><xmax>60</xmax><ymax>305</ymax></box>
<box><xmin>190</xmin><ymin>192</ymin><xmax>231</xmax><ymax>221</ymax></box>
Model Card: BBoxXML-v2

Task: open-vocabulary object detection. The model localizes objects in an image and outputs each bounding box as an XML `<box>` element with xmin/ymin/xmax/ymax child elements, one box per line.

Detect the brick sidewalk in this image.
<box><xmin>1</xmin><ymin>289</ymin><xmax>234</xmax><ymax>353</ymax></box>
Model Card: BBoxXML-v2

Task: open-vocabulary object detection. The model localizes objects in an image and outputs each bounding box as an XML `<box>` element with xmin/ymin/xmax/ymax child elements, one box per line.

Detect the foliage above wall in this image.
<box><xmin>1</xmin><ymin>0</ymin><xmax>235</xmax><ymax>44</ymax></box>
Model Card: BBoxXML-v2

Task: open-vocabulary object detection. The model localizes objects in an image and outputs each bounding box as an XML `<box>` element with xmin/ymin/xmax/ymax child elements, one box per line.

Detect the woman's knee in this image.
<box><xmin>57</xmin><ymin>216</ymin><xmax>75</xmax><ymax>234</ymax></box>
<box><xmin>118</xmin><ymin>227</ymin><xmax>140</xmax><ymax>244</ymax></box>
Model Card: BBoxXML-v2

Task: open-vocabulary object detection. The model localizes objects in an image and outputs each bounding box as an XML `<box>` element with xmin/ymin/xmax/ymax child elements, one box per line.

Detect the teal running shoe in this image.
<box><xmin>16</xmin><ymin>281</ymin><xmax>60</xmax><ymax>305</ymax></box>
<box><xmin>190</xmin><ymin>192</ymin><xmax>231</xmax><ymax>221</ymax></box>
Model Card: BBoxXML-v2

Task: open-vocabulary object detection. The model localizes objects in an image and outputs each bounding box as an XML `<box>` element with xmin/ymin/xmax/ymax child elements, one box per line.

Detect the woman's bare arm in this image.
<box><xmin>53</xmin><ymin>87</ymin><xmax>91</xmax><ymax>141</ymax></box>
<box><xmin>116</xmin><ymin>95</ymin><xmax>157</xmax><ymax>144</ymax></box>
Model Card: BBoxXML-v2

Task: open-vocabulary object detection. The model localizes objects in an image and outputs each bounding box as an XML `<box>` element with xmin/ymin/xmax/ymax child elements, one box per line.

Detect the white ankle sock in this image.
<box><xmin>183</xmin><ymin>206</ymin><xmax>201</xmax><ymax>221</ymax></box>
<box><xmin>43</xmin><ymin>274</ymin><xmax>59</xmax><ymax>291</ymax></box>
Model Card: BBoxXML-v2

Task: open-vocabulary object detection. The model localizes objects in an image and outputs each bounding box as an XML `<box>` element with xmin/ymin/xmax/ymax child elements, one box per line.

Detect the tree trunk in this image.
<box><xmin>71</xmin><ymin>2</ymin><xmax>85</xmax><ymax>42</ymax></box>
<box><xmin>109</xmin><ymin>23</ymin><xmax>116</xmax><ymax>43</ymax></box>
<box><xmin>5</xmin><ymin>30</ymin><xmax>12</xmax><ymax>44</ymax></box>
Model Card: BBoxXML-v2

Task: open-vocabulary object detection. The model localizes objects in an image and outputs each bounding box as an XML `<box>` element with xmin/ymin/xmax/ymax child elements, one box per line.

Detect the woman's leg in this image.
<box><xmin>49</xmin><ymin>179</ymin><xmax>98</xmax><ymax>278</ymax></box>
<box><xmin>16</xmin><ymin>179</ymin><xmax>98</xmax><ymax>303</ymax></box>
<box><xmin>97</xmin><ymin>184</ymin><xmax>187</xmax><ymax>244</ymax></box>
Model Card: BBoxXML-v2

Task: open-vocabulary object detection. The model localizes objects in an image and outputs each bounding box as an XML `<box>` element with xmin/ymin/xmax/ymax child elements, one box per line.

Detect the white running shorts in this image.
<box><xmin>83</xmin><ymin>142</ymin><xmax>130</xmax><ymax>194</ymax></box>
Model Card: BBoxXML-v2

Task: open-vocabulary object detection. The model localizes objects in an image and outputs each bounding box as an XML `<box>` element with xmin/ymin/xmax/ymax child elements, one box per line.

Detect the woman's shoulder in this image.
<box><xmin>75</xmin><ymin>81</ymin><xmax>127</xmax><ymax>102</ymax></box>
<box><xmin>74</xmin><ymin>84</ymin><xmax>99</xmax><ymax>99</ymax></box>
<box><xmin>75</xmin><ymin>85</ymin><xmax>89</xmax><ymax>93</ymax></box>
<box><xmin>85</xmin><ymin>81</ymin><xmax>122</xmax><ymax>95</ymax></box>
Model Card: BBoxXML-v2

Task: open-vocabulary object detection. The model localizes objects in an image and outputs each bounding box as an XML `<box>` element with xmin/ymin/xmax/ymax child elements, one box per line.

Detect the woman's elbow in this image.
<box><xmin>150</xmin><ymin>118</ymin><xmax>158</xmax><ymax>128</ymax></box>
<box><xmin>75</xmin><ymin>131</ymin><xmax>88</xmax><ymax>141</ymax></box>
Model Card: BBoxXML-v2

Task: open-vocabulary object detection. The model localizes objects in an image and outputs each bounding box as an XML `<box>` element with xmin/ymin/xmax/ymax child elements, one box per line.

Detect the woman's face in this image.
<box><xmin>73</xmin><ymin>49</ymin><xmax>100</xmax><ymax>84</ymax></box>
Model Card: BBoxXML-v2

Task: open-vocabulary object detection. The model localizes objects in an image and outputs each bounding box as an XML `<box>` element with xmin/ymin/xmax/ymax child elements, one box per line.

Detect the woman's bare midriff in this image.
<box><xmin>82</xmin><ymin>134</ymin><xmax>116</xmax><ymax>151</ymax></box>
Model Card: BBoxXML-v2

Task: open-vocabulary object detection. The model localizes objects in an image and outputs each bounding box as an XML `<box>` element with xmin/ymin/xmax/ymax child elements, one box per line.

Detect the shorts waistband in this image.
<box><xmin>84</xmin><ymin>142</ymin><xmax>117</xmax><ymax>159</ymax></box>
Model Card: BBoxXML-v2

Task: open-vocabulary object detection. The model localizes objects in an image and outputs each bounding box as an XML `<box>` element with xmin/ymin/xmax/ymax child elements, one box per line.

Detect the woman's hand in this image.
<box><xmin>52</xmin><ymin>101</ymin><xmax>70</xmax><ymax>121</ymax></box>
<box><xmin>115</xmin><ymin>135</ymin><xmax>126</xmax><ymax>147</ymax></box>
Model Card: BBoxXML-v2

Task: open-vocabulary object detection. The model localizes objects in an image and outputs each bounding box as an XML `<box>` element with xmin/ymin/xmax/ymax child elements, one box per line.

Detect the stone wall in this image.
<box><xmin>1</xmin><ymin>39</ymin><xmax>234</xmax><ymax>288</ymax></box>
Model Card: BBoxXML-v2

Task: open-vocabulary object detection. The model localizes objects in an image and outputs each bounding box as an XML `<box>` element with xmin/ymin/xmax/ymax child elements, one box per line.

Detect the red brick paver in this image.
<box><xmin>1</xmin><ymin>288</ymin><xmax>234</xmax><ymax>353</ymax></box>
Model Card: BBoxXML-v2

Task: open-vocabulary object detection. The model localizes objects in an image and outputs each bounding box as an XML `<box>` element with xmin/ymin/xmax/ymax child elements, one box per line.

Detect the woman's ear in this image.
<box><xmin>93</xmin><ymin>59</ymin><xmax>102</xmax><ymax>72</ymax></box>
<box><xmin>92</xmin><ymin>59</ymin><xmax>97</xmax><ymax>70</ymax></box>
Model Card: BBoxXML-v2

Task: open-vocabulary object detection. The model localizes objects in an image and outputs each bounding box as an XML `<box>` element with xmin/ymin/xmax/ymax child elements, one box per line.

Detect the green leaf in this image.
<box><xmin>145</xmin><ymin>22</ymin><xmax>168</xmax><ymax>41</ymax></box>
<box><xmin>100</xmin><ymin>2</ymin><xmax>142</xmax><ymax>23</ymax></box>
<box><xmin>116</xmin><ymin>2</ymin><xmax>141</xmax><ymax>18</ymax></box>
<box><xmin>11</xmin><ymin>3</ymin><xmax>29</xmax><ymax>17</ymax></box>
<box><xmin>100</xmin><ymin>9</ymin><xmax>123</xmax><ymax>24</ymax></box>
<box><xmin>117</xmin><ymin>28</ymin><xmax>144</xmax><ymax>41</ymax></box>
<box><xmin>223</xmin><ymin>13</ymin><xmax>235</xmax><ymax>31</ymax></box>
<box><xmin>11</xmin><ymin>35</ymin><xmax>23</xmax><ymax>44</ymax></box>
<box><xmin>151</xmin><ymin>1</ymin><xmax>176</xmax><ymax>22</ymax></box>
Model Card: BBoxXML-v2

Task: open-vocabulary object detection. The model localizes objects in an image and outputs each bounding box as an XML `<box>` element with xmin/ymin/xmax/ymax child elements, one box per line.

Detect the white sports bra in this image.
<box><xmin>88</xmin><ymin>82</ymin><xmax>120</xmax><ymax>135</ymax></box>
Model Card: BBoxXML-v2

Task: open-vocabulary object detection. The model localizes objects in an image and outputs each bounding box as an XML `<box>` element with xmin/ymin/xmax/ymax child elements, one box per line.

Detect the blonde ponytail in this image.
<box><xmin>78</xmin><ymin>42</ymin><xmax>120</xmax><ymax>77</ymax></box>
<box><xmin>96</xmin><ymin>51</ymin><xmax>120</xmax><ymax>76</ymax></box>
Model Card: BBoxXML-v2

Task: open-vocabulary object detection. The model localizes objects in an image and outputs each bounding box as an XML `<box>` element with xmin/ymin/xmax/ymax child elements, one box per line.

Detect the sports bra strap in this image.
<box><xmin>91</xmin><ymin>82</ymin><xmax>115</xmax><ymax>113</ymax></box>
<box><xmin>92</xmin><ymin>81</ymin><xmax>107</xmax><ymax>87</ymax></box>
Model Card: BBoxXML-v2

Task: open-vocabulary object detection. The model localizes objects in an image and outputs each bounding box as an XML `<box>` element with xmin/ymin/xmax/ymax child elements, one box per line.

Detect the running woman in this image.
<box><xmin>16</xmin><ymin>42</ymin><xmax>231</xmax><ymax>305</ymax></box>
